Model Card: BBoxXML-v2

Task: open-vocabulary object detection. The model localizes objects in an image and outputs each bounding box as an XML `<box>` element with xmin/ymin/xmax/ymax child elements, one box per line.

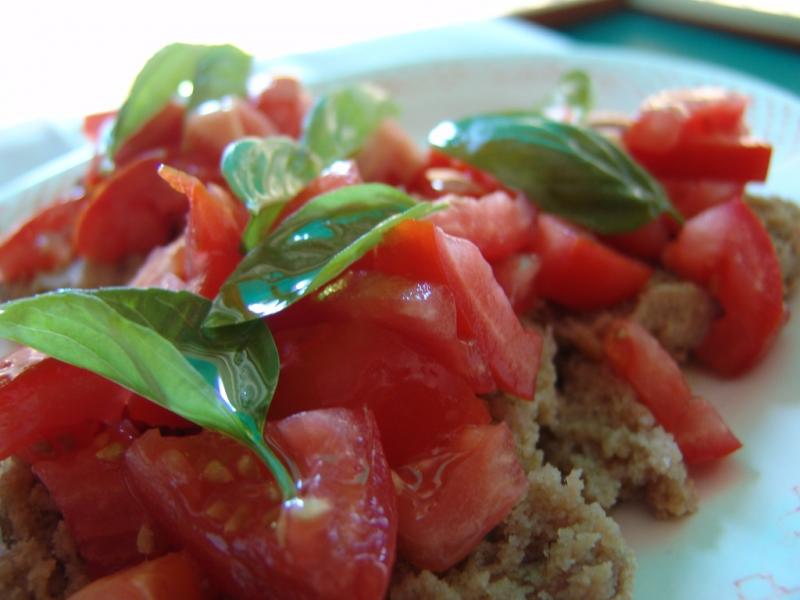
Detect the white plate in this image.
<box><xmin>3</xmin><ymin>37</ymin><xmax>800</xmax><ymax>600</ymax></box>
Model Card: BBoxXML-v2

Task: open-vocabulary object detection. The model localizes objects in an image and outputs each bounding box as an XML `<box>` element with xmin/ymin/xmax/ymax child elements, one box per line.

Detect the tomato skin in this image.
<box><xmin>600</xmin><ymin>216</ymin><xmax>672</xmax><ymax>263</ymax></box>
<box><xmin>74</xmin><ymin>156</ymin><xmax>189</xmax><ymax>263</ymax></box>
<box><xmin>0</xmin><ymin>193</ymin><xmax>86</xmax><ymax>283</ymax></box>
<box><xmin>125</xmin><ymin>394</ymin><xmax>194</xmax><ymax>429</ymax></box>
<box><xmin>394</xmin><ymin>423</ymin><xmax>528</xmax><ymax>572</ymax></box>
<box><xmin>254</xmin><ymin>76</ymin><xmax>310</xmax><ymax>139</ymax></box>
<box><xmin>409</xmin><ymin>149</ymin><xmax>509</xmax><ymax>199</ymax></box>
<box><xmin>355</xmin><ymin>120</ymin><xmax>425</xmax><ymax>187</ymax></box>
<box><xmin>662</xmin><ymin>179</ymin><xmax>743</xmax><ymax>219</ymax></box>
<box><xmin>603</xmin><ymin>318</ymin><xmax>741</xmax><ymax>463</ymax></box>
<box><xmin>0</xmin><ymin>348</ymin><xmax>129</xmax><ymax>461</ymax></box>
<box><xmin>158</xmin><ymin>166</ymin><xmax>247</xmax><ymax>298</ymax></box>
<box><xmin>114</xmin><ymin>102</ymin><xmax>185</xmax><ymax>166</ymax></box>
<box><xmin>125</xmin><ymin>408</ymin><xmax>397</xmax><ymax>600</ymax></box>
<box><xmin>425</xmin><ymin>191</ymin><xmax>537</xmax><ymax>262</ymax></box>
<box><xmin>67</xmin><ymin>552</ymin><xmax>209</xmax><ymax>600</ymax></box>
<box><xmin>662</xmin><ymin>200</ymin><xmax>785</xmax><ymax>375</ymax></box>
<box><xmin>531</xmin><ymin>214</ymin><xmax>653</xmax><ymax>311</ymax></box>
<box><xmin>34</xmin><ymin>423</ymin><xmax>170</xmax><ymax>576</ymax></box>
<box><xmin>271</xmin><ymin>322</ymin><xmax>491</xmax><ymax>466</ymax></box>
<box><xmin>370</xmin><ymin>220</ymin><xmax>542</xmax><ymax>400</ymax></box>
<box><xmin>491</xmin><ymin>252</ymin><xmax>540</xmax><ymax>314</ymax></box>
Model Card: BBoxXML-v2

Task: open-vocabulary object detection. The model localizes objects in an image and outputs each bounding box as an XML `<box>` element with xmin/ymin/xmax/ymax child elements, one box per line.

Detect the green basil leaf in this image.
<box><xmin>429</xmin><ymin>114</ymin><xmax>678</xmax><ymax>234</ymax></box>
<box><xmin>222</xmin><ymin>137</ymin><xmax>321</xmax><ymax>214</ymax></box>
<box><xmin>110</xmin><ymin>43</ymin><xmax>251</xmax><ymax>157</ymax></box>
<box><xmin>534</xmin><ymin>69</ymin><xmax>593</xmax><ymax>123</ymax></box>
<box><xmin>0</xmin><ymin>288</ymin><xmax>294</xmax><ymax>498</ymax></box>
<box><xmin>241</xmin><ymin>201</ymin><xmax>287</xmax><ymax>251</ymax></box>
<box><xmin>205</xmin><ymin>184</ymin><xmax>441</xmax><ymax>327</ymax></box>
<box><xmin>302</xmin><ymin>83</ymin><xmax>399</xmax><ymax>165</ymax></box>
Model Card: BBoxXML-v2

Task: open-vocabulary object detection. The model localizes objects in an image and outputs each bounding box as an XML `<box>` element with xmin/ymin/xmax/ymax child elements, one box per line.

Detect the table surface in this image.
<box><xmin>555</xmin><ymin>8</ymin><xmax>799</xmax><ymax>96</ymax></box>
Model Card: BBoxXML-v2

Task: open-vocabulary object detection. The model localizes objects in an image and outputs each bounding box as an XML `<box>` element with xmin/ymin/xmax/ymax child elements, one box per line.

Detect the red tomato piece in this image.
<box><xmin>67</xmin><ymin>552</ymin><xmax>209</xmax><ymax>600</ymax></box>
<box><xmin>158</xmin><ymin>165</ymin><xmax>247</xmax><ymax>298</ymax></box>
<box><xmin>127</xmin><ymin>235</ymin><xmax>190</xmax><ymax>291</ymax></box>
<box><xmin>0</xmin><ymin>193</ymin><xmax>86</xmax><ymax>283</ymax></box>
<box><xmin>271</xmin><ymin>160</ymin><xmax>363</xmax><ymax>231</ymax></box>
<box><xmin>425</xmin><ymin>191</ymin><xmax>537</xmax><ymax>262</ymax></box>
<box><xmin>491</xmin><ymin>252</ymin><xmax>540</xmax><ymax>314</ymax></box>
<box><xmin>394</xmin><ymin>423</ymin><xmax>528</xmax><ymax>572</ymax></box>
<box><xmin>74</xmin><ymin>156</ymin><xmax>189</xmax><ymax>263</ymax></box>
<box><xmin>603</xmin><ymin>318</ymin><xmax>741</xmax><ymax>463</ymax></box>
<box><xmin>254</xmin><ymin>76</ymin><xmax>311</xmax><ymax>139</ymax></box>
<box><xmin>271</xmin><ymin>322</ymin><xmax>491</xmax><ymax>465</ymax></box>
<box><xmin>0</xmin><ymin>348</ymin><xmax>129</xmax><ymax>461</ymax></box>
<box><xmin>34</xmin><ymin>422</ymin><xmax>170</xmax><ymax>576</ymax></box>
<box><xmin>370</xmin><ymin>220</ymin><xmax>542</xmax><ymax>399</ymax></box>
<box><xmin>530</xmin><ymin>214</ymin><xmax>653</xmax><ymax>311</ymax></box>
<box><xmin>600</xmin><ymin>216</ymin><xmax>672</xmax><ymax>263</ymax></box>
<box><xmin>409</xmin><ymin>149</ymin><xmax>509</xmax><ymax>199</ymax></box>
<box><xmin>662</xmin><ymin>179</ymin><xmax>743</xmax><ymax>219</ymax></box>
<box><xmin>125</xmin><ymin>394</ymin><xmax>194</xmax><ymax>430</ymax></box>
<box><xmin>82</xmin><ymin>110</ymin><xmax>116</xmax><ymax>144</ymax></box>
<box><xmin>662</xmin><ymin>199</ymin><xmax>785</xmax><ymax>375</ymax></box>
<box><xmin>182</xmin><ymin>97</ymin><xmax>277</xmax><ymax>165</ymax></box>
<box><xmin>125</xmin><ymin>408</ymin><xmax>397</xmax><ymax>600</ymax></box>
<box><xmin>270</xmin><ymin>270</ymin><xmax>494</xmax><ymax>393</ymax></box>
<box><xmin>355</xmin><ymin>120</ymin><xmax>425</xmax><ymax>187</ymax></box>
<box><xmin>114</xmin><ymin>102</ymin><xmax>185</xmax><ymax>166</ymax></box>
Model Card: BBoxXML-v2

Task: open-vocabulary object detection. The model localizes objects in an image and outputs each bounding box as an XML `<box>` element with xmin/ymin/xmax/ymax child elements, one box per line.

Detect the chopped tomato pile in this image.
<box><xmin>0</xmin><ymin>72</ymin><xmax>788</xmax><ymax>600</ymax></box>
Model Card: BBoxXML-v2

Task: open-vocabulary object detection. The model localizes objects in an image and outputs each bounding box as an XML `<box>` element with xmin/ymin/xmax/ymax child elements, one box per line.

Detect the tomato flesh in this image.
<box><xmin>530</xmin><ymin>214</ymin><xmax>653</xmax><ymax>311</ymax></box>
<box><xmin>254</xmin><ymin>76</ymin><xmax>310</xmax><ymax>139</ymax></box>
<box><xmin>34</xmin><ymin>423</ymin><xmax>170</xmax><ymax>576</ymax></box>
<box><xmin>0</xmin><ymin>348</ymin><xmax>129</xmax><ymax>461</ymax></box>
<box><xmin>271</xmin><ymin>322</ymin><xmax>491</xmax><ymax>465</ymax></box>
<box><xmin>603</xmin><ymin>318</ymin><xmax>741</xmax><ymax>463</ymax></box>
<box><xmin>662</xmin><ymin>200</ymin><xmax>785</xmax><ymax>375</ymax></box>
<box><xmin>394</xmin><ymin>423</ymin><xmax>528</xmax><ymax>572</ymax></box>
<box><xmin>114</xmin><ymin>102</ymin><xmax>185</xmax><ymax>166</ymax></box>
<box><xmin>125</xmin><ymin>408</ymin><xmax>397</xmax><ymax>600</ymax></box>
<box><xmin>492</xmin><ymin>252</ymin><xmax>540</xmax><ymax>314</ymax></box>
<box><xmin>67</xmin><ymin>552</ymin><xmax>208</xmax><ymax>600</ymax></box>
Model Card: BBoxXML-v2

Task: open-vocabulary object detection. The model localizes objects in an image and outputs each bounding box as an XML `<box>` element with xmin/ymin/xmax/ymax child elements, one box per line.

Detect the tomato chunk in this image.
<box><xmin>0</xmin><ymin>193</ymin><xmax>86</xmax><ymax>283</ymax></box>
<box><xmin>0</xmin><ymin>348</ymin><xmax>129</xmax><ymax>460</ymax></box>
<box><xmin>114</xmin><ymin>102</ymin><xmax>185</xmax><ymax>166</ymax></box>
<box><xmin>271</xmin><ymin>322</ymin><xmax>491</xmax><ymax>465</ymax></box>
<box><xmin>425</xmin><ymin>191</ymin><xmax>537</xmax><ymax>262</ymax></box>
<box><xmin>125</xmin><ymin>408</ymin><xmax>397</xmax><ymax>600</ymax></box>
<box><xmin>492</xmin><ymin>252</ymin><xmax>540</xmax><ymax>314</ymax></box>
<box><xmin>74</xmin><ymin>156</ymin><xmax>188</xmax><ymax>263</ymax></box>
<box><xmin>662</xmin><ymin>200</ymin><xmax>785</xmax><ymax>375</ymax></box>
<box><xmin>603</xmin><ymin>318</ymin><xmax>741</xmax><ymax>463</ymax></box>
<box><xmin>530</xmin><ymin>214</ymin><xmax>653</xmax><ymax>311</ymax></box>
<box><xmin>67</xmin><ymin>552</ymin><xmax>208</xmax><ymax>600</ymax></box>
<box><xmin>371</xmin><ymin>220</ymin><xmax>541</xmax><ymax>399</ymax></box>
<box><xmin>159</xmin><ymin>165</ymin><xmax>247</xmax><ymax>298</ymax></box>
<box><xmin>394</xmin><ymin>423</ymin><xmax>527</xmax><ymax>572</ymax></box>
<box><xmin>34</xmin><ymin>423</ymin><xmax>170</xmax><ymax>575</ymax></box>
<box><xmin>254</xmin><ymin>76</ymin><xmax>310</xmax><ymax>139</ymax></box>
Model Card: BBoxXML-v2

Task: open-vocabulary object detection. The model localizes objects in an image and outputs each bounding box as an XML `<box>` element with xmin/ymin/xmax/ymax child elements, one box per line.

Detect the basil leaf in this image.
<box><xmin>222</xmin><ymin>137</ymin><xmax>321</xmax><ymax>214</ymax></box>
<box><xmin>205</xmin><ymin>184</ymin><xmax>441</xmax><ymax>327</ymax></box>
<box><xmin>241</xmin><ymin>201</ymin><xmax>287</xmax><ymax>251</ymax></box>
<box><xmin>302</xmin><ymin>83</ymin><xmax>399</xmax><ymax>165</ymax></box>
<box><xmin>534</xmin><ymin>69</ymin><xmax>593</xmax><ymax>123</ymax></box>
<box><xmin>0</xmin><ymin>288</ymin><xmax>294</xmax><ymax>498</ymax></box>
<box><xmin>429</xmin><ymin>114</ymin><xmax>678</xmax><ymax>234</ymax></box>
<box><xmin>110</xmin><ymin>43</ymin><xmax>251</xmax><ymax>156</ymax></box>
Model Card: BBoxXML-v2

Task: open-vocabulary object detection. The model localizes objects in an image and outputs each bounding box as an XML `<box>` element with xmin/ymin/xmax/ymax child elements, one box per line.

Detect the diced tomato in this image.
<box><xmin>15</xmin><ymin>420</ymin><xmax>103</xmax><ymax>465</ymax></box>
<box><xmin>82</xmin><ymin>110</ymin><xmax>116</xmax><ymax>144</ymax></box>
<box><xmin>600</xmin><ymin>216</ymin><xmax>672</xmax><ymax>263</ymax></box>
<box><xmin>408</xmin><ymin>149</ymin><xmax>509</xmax><ymax>199</ymax></box>
<box><xmin>34</xmin><ymin>422</ymin><xmax>170</xmax><ymax>576</ymax></box>
<box><xmin>271</xmin><ymin>322</ymin><xmax>491</xmax><ymax>465</ymax></box>
<box><xmin>127</xmin><ymin>235</ymin><xmax>190</xmax><ymax>291</ymax></box>
<box><xmin>114</xmin><ymin>102</ymin><xmax>185</xmax><ymax>166</ymax></box>
<box><xmin>394</xmin><ymin>423</ymin><xmax>527</xmax><ymax>572</ymax></box>
<box><xmin>125</xmin><ymin>394</ymin><xmax>194</xmax><ymax>430</ymax></box>
<box><xmin>67</xmin><ymin>552</ymin><xmax>209</xmax><ymax>600</ymax></box>
<box><xmin>355</xmin><ymin>120</ymin><xmax>425</xmax><ymax>187</ymax></box>
<box><xmin>254</xmin><ymin>76</ymin><xmax>310</xmax><ymax>139</ymax></box>
<box><xmin>270</xmin><ymin>270</ymin><xmax>494</xmax><ymax>393</ymax></box>
<box><xmin>0</xmin><ymin>348</ymin><xmax>129</xmax><ymax>461</ymax></box>
<box><xmin>271</xmin><ymin>160</ymin><xmax>363</xmax><ymax>232</ymax></box>
<box><xmin>370</xmin><ymin>220</ymin><xmax>541</xmax><ymax>399</ymax></box>
<box><xmin>624</xmin><ymin>88</ymin><xmax>771</xmax><ymax>182</ymax></box>
<box><xmin>0</xmin><ymin>193</ymin><xmax>86</xmax><ymax>283</ymax></box>
<box><xmin>603</xmin><ymin>318</ymin><xmax>741</xmax><ymax>463</ymax></box>
<box><xmin>74</xmin><ymin>156</ymin><xmax>189</xmax><ymax>263</ymax></box>
<box><xmin>182</xmin><ymin>97</ymin><xmax>277</xmax><ymax>165</ymax></box>
<box><xmin>425</xmin><ymin>191</ymin><xmax>537</xmax><ymax>262</ymax></box>
<box><xmin>125</xmin><ymin>408</ymin><xmax>397</xmax><ymax>600</ymax></box>
<box><xmin>662</xmin><ymin>179</ymin><xmax>743</xmax><ymax>219</ymax></box>
<box><xmin>662</xmin><ymin>199</ymin><xmax>785</xmax><ymax>375</ymax></box>
<box><xmin>530</xmin><ymin>214</ymin><xmax>652</xmax><ymax>311</ymax></box>
<box><xmin>158</xmin><ymin>165</ymin><xmax>247</xmax><ymax>298</ymax></box>
<box><xmin>491</xmin><ymin>252</ymin><xmax>540</xmax><ymax>314</ymax></box>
